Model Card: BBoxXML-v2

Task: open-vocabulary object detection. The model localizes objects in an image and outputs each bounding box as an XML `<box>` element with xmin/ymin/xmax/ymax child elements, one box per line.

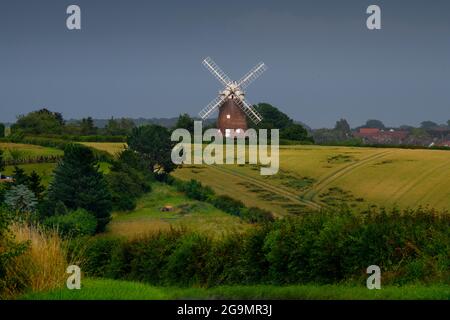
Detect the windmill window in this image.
<box><xmin>226</xmin><ymin>114</ymin><xmax>231</xmax><ymax>119</ymax></box>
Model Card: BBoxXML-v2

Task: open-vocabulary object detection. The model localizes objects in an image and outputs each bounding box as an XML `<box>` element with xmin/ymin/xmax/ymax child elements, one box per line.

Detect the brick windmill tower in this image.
<box><xmin>199</xmin><ymin>57</ymin><xmax>267</xmax><ymax>137</ymax></box>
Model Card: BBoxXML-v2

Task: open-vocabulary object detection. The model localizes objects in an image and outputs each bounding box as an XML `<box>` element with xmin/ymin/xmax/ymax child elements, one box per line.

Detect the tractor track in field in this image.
<box><xmin>392</xmin><ymin>157</ymin><xmax>450</xmax><ymax>204</ymax></box>
<box><xmin>303</xmin><ymin>150</ymin><xmax>394</xmax><ymax>203</ymax></box>
<box><xmin>207</xmin><ymin>164</ymin><xmax>322</xmax><ymax>210</ymax></box>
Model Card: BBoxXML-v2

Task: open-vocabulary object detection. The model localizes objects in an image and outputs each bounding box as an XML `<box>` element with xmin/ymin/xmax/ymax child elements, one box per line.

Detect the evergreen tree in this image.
<box><xmin>12</xmin><ymin>167</ymin><xmax>29</xmax><ymax>186</ymax></box>
<box><xmin>27</xmin><ymin>171</ymin><xmax>45</xmax><ymax>200</ymax></box>
<box><xmin>46</xmin><ymin>144</ymin><xmax>112</xmax><ymax>232</ymax></box>
<box><xmin>4</xmin><ymin>185</ymin><xmax>38</xmax><ymax>224</ymax></box>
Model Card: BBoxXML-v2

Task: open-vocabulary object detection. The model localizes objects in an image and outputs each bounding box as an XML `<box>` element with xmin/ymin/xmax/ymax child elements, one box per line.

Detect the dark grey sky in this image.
<box><xmin>1</xmin><ymin>0</ymin><xmax>449</xmax><ymax>128</ymax></box>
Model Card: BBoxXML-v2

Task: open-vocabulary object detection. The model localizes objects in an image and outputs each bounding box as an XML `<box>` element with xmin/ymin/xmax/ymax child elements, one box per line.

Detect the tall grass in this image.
<box><xmin>3</xmin><ymin>224</ymin><xmax>69</xmax><ymax>298</ymax></box>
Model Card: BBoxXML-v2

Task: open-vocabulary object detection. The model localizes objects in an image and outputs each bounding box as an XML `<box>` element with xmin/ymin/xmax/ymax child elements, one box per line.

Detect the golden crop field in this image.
<box><xmin>173</xmin><ymin>145</ymin><xmax>450</xmax><ymax>215</ymax></box>
<box><xmin>80</xmin><ymin>142</ymin><xmax>127</xmax><ymax>156</ymax></box>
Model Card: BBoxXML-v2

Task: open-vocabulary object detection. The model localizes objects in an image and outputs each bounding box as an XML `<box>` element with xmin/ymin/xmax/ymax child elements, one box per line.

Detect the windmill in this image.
<box><xmin>199</xmin><ymin>57</ymin><xmax>267</xmax><ymax>137</ymax></box>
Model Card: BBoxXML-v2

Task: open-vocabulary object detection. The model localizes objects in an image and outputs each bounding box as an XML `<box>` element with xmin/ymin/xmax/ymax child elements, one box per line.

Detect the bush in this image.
<box><xmin>164</xmin><ymin>233</ymin><xmax>212</xmax><ymax>286</ymax></box>
<box><xmin>0</xmin><ymin>207</ymin><xmax>28</xmax><ymax>297</ymax></box>
<box><xmin>175</xmin><ymin>179</ymin><xmax>214</xmax><ymax>202</ymax></box>
<box><xmin>80</xmin><ymin>237</ymin><xmax>122</xmax><ymax>278</ymax></box>
<box><xmin>205</xmin><ymin>235</ymin><xmax>245</xmax><ymax>286</ymax></box>
<box><xmin>263</xmin><ymin>208</ymin><xmax>450</xmax><ymax>284</ymax></box>
<box><xmin>44</xmin><ymin>209</ymin><xmax>97</xmax><ymax>238</ymax></box>
<box><xmin>122</xmin><ymin>229</ymin><xmax>184</xmax><ymax>284</ymax></box>
<box><xmin>211</xmin><ymin>195</ymin><xmax>245</xmax><ymax>216</ymax></box>
<box><xmin>241</xmin><ymin>207</ymin><xmax>274</xmax><ymax>223</ymax></box>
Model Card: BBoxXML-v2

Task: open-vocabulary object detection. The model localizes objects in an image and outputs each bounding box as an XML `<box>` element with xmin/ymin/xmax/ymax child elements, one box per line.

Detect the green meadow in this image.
<box><xmin>21</xmin><ymin>279</ymin><xmax>450</xmax><ymax>300</ymax></box>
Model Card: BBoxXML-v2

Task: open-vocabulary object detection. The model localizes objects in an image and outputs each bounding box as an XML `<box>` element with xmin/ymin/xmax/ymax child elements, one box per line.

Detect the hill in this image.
<box><xmin>172</xmin><ymin>145</ymin><xmax>450</xmax><ymax>214</ymax></box>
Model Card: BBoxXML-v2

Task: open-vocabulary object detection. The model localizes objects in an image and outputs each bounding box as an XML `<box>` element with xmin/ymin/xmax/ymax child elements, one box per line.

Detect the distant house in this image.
<box><xmin>354</xmin><ymin>128</ymin><xmax>409</xmax><ymax>144</ymax></box>
<box><xmin>437</xmin><ymin>140</ymin><xmax>450</xmax><ymax>147</ymax></box>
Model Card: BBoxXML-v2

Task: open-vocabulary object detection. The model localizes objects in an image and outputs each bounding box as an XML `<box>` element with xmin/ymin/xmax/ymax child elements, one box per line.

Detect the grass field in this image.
<box><xmin>21</xmin><ymin>278</ymin><xmax>450</xmax><ymax>300</ymax></box>
<box><xmin>107</xmin><ymin>183</ymin><xmax>250</xmax><ymax>238</ymax></box>
<box><xmin>2</xmin><ymin>163</ymin><xmax>57</xmax><ymax>186</ymax></box>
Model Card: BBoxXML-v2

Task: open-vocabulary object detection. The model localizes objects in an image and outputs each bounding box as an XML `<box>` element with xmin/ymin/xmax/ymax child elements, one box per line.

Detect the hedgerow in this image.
<box><xmin>75</xmin><ymin>206</ymin><xmax>450</xmax><ymax>287</ymax></box>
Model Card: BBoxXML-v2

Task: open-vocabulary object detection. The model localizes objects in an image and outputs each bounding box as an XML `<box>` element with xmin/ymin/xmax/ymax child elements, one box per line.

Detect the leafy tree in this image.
<box><xmin>447</xmin><ymin>120</ymin><xmax>450</xmax><ymax>128</ymax></box>
<box><xmin>250</xmin><ymin>103</ymin><xmax>293</xmax><ymax>130</ymax></box>
<box><xmin>248</xmin><ymin>103</ymin><xmax>311</xmax><ymax>141</ymax></box>
<box><xmin>281</xmin><ymin>123</ymin><xmax>309</xmax><ymax>141</ymax></box>
<box><xmin>420</xmin><ymin>121</ymin><xmax>438</xmax><ymax>129</ymax></box>
<box><xmin>127</xmin><ymin>125</ymin><xmax>176</xmax><ymax>175</ymax></box>
<box><xmin>105</xmin><ymin>117</ymin><xmax>135</xmax><ymax>136</ymax></box>
<box><xmin>364</xmin><ymin>119</ymin><xmax>385</xmax><ymax>129</ymax></box>
<box><xmin>106</xmin><ymin>148</ymin><xmax>153</xmax><ymax>211</ymax></box>
<box><xmin>11</xmin><ymin>167</ymin><xmax>29</xmax><ymax>186</ymax></box>
<box><xmin>11</xmin><ymin>108</ymin><xmax>64</xmax><ymax>135</ymax></box>
<box><xmin>80</xmin><ymin>117</ymin><xmax>97</xmax><ymax>135</ymax></box>
<box><xmin>410</xmin><ymin>128</ymin><xmax>431</xmax><ymax>139</ymax></box>
<box><xmin>335</xmin><ymin>119</ymin><xmax>351</xmax><ymax>136</ymax></box>
<box><xmin>46</xmin><ymin>144</ymin><xmax>112</xmax><ymax>232</ymax></box>
<box><xmin>0</xmin><ymin>124</ymin><xmax>5</xmax><ymax>138</ymax></box>
<box><xmin>175</xmin><ymin>113</ymin><xmax>195</xmax><ymax>133</ymax></box>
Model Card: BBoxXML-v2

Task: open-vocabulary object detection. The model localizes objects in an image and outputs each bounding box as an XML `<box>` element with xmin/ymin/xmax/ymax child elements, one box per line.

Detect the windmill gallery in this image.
<box><xmin>171</xmin><ymin>57</ymin><xmax>279</xmax><ymax>176</ymax></box>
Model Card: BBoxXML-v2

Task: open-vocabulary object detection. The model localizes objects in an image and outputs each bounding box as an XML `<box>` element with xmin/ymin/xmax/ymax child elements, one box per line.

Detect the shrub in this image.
<box><xmin>44</xmin><ymin>209</ymin><xmax>97</xmax><ymax>238</ymax></box>
<box><xmin>211</xmin><ymin>195</ymin><xmax>245</xmax><ymax>216</ymax></box>
<box><xmin>80</xmin><ymin>237</ymin><xmax>122</xmax><ymax>278</ymax></box>
<box><xmin>0</xmin><ymin>207</ymin><xmax>28</xmax><ymax>297</ymax></box>
<box><xmin>175</xmin><ymin>179</ymin><xmax>214</xmax><ymax>202</ymax></box>
<box><xmin>122</xmin><ymin>229</ymin><xmax>184</xmax><ymax>284</ymax></box>
<box><xmin>205</xmin><ymin>235</ymin><xmax>245</xmax><ymax>286</ymax></box>
<box><xmin>164</xmin><ymin>233</ymin><xmax>212</xmax><ymax>286</ymax></box>
<box><xmin>241</xmin><ymin>207</ymin><xmax>275</xmax><ymax>223</ymax></box>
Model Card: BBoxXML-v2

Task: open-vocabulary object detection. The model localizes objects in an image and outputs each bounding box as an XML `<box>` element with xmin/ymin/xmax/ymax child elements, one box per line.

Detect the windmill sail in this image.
<box><xmin>234</xmin><ymin>97</ymin><xmax>263</xmax><ymax>124</ymax></box>
<box><xmin>203</xmin><ymin>57</ymin><xmax>232</xmax><ymax>87</ymax></box>
<box><xmin>199</xmin><ymin>95</ymin><xmax>226</xmax><ymax>119</ymax></box>
<box><xmin>237</xmin><ymin>63</ymin><xmax>267</xmax><ymax>90</ymax></box>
